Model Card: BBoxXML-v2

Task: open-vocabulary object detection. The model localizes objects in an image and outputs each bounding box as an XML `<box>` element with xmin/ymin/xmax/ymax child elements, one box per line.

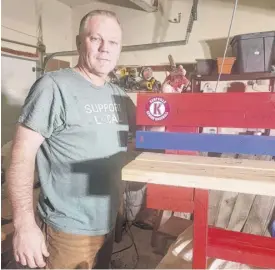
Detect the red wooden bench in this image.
<box><xmin>123</xmin><ymin>91</ymin><xmax>275</xmax><ymax>269</ymax></box>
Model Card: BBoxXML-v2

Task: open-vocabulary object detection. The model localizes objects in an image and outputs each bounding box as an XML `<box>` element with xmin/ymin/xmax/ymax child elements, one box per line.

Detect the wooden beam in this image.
<box><xmin>208</xmin><ymin>227</ymin><xmax>275</xmax><ymax>269</ymax></box>
<box><xmin>121</xmin><ymin>152</ymin><xmax>275</xmax><ymax>197</ymax></box>
<box><xmin>136</xmin><ymin>131</ymin><xmax>275</xmax><ymax>155</ymax></box>
<box><xmin>136</xmin><ymin>92</ymin><xmax>275</xmax><ymax>129</ymax></box>
<box><xmin>146</xmin><ymin>183</ymin><xmax>194</xmax><ymax>212</ymax></box>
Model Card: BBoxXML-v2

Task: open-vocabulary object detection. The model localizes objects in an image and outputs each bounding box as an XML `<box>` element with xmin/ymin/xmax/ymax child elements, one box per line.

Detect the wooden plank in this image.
<box><xmin>165</xmin><ymin>126</ymin><xmax>199</xmax><ymax>156</ymax></box>
<box><xmin>242</xmin><ymin>195</ymin><xmax>275</xmax><ymax>236</ymax></box>
<box><xmin>122</xmin><ymin>153</ymin><xmax>275</xmax><ymax>197</ymax></box>
<box><xmin>207</xmin><ymin>227</ymin><xmax>275</xmax><ymax>269</ymax></box>
<box><xmin>227</xmin><ymin>193</ymin><xmax>255</xmax><ymax>232</ymax></box>
<box><xmin>136</xmin><ymin>131</ymin><xmax>275</xmax><ymax>156</ymax></box>
<box><xmin>134</xmin><ymin>152</ymin><xmax>275</xmax><ymax>170</ymax></box>
<box><xmin>136</xmin><ymin>92</ymin><xmax>275</xmax><ymax>129</ymax></box>
<box><xmin>208</xmin><ymin>190</ymin><xmax>223</xmax><ymax>226</ymax></box>
<box><xmin>193</xmin><ymin>189</ymin><xmax>208</xmax><ymax>269</ymax></box>
<box><xmin>146</xmin><ymin>183</ymin><xmax>194</xmax><ymax>212</ymax></box>
<box><xmin>215</xmin><ymin>192</ymin><xmax>238</xmax><ymax>229</ymax></box>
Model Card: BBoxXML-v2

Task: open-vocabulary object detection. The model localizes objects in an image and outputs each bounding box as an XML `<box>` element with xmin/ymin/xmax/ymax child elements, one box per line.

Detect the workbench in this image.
<box><xmin>122</xmin><ymin>91</ymin><xmax>275</xmax><ymax>269</ymax></box>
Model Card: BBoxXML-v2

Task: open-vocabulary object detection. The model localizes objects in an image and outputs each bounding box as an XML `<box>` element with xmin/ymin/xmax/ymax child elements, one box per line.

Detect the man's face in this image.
<box><xmin>77</xmin><ymin>15</ymin><xmax>122</xmax><ymax>77</ymax></box>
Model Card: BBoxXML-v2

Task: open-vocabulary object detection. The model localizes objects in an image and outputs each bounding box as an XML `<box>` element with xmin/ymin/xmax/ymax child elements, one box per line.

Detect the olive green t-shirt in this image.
<box><xmin>18</xmin><ymin>68</ymin><xmax>135</xmax><ymax>235</ymax></box>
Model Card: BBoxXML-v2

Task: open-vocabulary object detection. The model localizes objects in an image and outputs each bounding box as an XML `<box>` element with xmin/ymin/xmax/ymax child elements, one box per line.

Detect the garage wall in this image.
<box><xmin>1</xmin><ymin>56</ymin><xmax>37</xmax><ymax>146</ymax></box>
<box><xmin>71</xmin><ymin>0</ymin><xmax>275</xmax><ymax>66</ymax></box>
<box><xmin>1</xmin><ymin>0</ymin><xmax>73</xmax><ymax>146</ymax></box>
<box><xmin>2</xmin><ymin>0</ymin><xmax>72</xmax><ymax>62</ymax></box>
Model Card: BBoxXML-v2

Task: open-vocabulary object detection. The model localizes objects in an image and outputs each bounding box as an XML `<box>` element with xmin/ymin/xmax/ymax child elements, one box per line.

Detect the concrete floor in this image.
<box><xmin>111</xmin><ymin>225</ymin><xmax>163</xmax><ymax>269</ymax></box>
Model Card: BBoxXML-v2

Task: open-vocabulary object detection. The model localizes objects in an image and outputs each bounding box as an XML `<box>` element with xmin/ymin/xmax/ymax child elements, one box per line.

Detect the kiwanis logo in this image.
<box><xmin>145</xmin><ymin>97</ymin><xmax>170</xmax><ymax>121</ymax></box>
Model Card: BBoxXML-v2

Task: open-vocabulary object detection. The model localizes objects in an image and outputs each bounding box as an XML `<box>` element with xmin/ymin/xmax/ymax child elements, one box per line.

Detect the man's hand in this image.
<box><xmin>13</xmin><ymin>223</ymin><xmax>49</xmax><ymax>268</ymax></box>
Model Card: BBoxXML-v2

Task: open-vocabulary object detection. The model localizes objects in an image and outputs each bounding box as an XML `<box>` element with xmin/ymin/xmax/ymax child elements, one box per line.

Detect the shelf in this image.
<box><xmin>192</xmin><ymin>72</ymin><xmax>275</xmax><ymax>81</ymax></box>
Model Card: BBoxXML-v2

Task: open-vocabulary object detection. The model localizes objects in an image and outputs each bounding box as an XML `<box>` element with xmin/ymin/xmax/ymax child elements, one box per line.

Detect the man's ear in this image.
<box><xmin>76</xmin><ymin>35</ymin><xmax>81</xmax><ymax>52</ymax></box>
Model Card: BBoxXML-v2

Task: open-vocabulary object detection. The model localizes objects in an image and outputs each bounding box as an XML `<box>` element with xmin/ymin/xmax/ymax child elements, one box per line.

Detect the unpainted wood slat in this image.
<box><xmin>122</xmin><ymin>154</ymin><xmax>275</xmax><ymax>197</ymax></box>
<box><xmin>242</xmin><ymin>195</ymin><xmax>275</xmax><ymax>236</ymax></box>
<box><xmin>227</xmin><ymin>193</ymin><xmax>256</xmax><ymax>232</ymax></box>
<box><xmin>208</xmin><ymin>190</ymin><xmax>223</xmax><ymax>226</ymax></box>
<box><xmin>215</xmin><ymin>192</ymin><xmax>238</xmax><ymax>229</ymax></box>
<box><xmin>135</xmin><ymin>152</ymin><xmax>275</xmax><ymax>170</ymax></box>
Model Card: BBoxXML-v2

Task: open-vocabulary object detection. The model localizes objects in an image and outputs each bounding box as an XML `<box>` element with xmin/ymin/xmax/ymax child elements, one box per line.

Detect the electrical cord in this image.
<box><xmin>111</xmin><ymin>224</ymin><xmax>134</xmax><ymax>255</ymax></box>
<box><xmin>111</xmin><ymin>182</ymin><xmax>141</xmax><ymax>268</ymax></box>
<box><xmin>214</xmin><ymin>0</ymin><xmax>239</xmax><ymax>92</ymax></box>
<box><xmin>125</xmin><ymin>221</ymin><xmax>139</xmax><ymax>269</ymax></box>
<box><xmin>123</xmin><ymin>184</ymin><xmax>140</xmax><ymax>268</ymax></box>
<box><xmin>111</xmin><ymin>225</ymin><xmax>139</xmax><ymax>269</ymax></box>
<box><xmin>111</xmin><ymin>221</ymin><xmax>139</xmax><ymax>263</ymax></box>
<box><xmin>111</xmin><ymin>182</ymin><xmax>155</xmax><ymax>268</ymax></box>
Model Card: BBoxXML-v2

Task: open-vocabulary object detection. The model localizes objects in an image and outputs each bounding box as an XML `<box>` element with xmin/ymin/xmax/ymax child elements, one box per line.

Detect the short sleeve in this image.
<box><xmin>120</xmin><ymin>88</ymin><xmax>136</xmax><ymax>135</ymax></box>
<box><xmin>18</xmin><ymin>74</ymin><xmax>63</xmax><ymax>138</ymax></box>
<box><xmin>125</xmin><ymin>94</ymin><xmax>136</xmax><ymax>135</ymax></box>
<box><xmin>110</xmin><ymin>83</ymin><xmax>137</xmax><ymax>134</ymax></box>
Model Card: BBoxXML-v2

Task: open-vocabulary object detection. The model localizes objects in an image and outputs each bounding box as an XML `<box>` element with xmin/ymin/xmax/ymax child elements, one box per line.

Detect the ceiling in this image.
<box><xmin>56</xmin><ymin>0</ymin><xmax>146</xmax><ymax>10</ymax></box>
<box><xmin>56</xmin><ymin>0</ymin><xmax>95</xmax><ymax>7</ymax></box>
<box><xmin>57</xmin><ymin>0</ymin><xmax>275</xmax><ymax>11</ymax></box>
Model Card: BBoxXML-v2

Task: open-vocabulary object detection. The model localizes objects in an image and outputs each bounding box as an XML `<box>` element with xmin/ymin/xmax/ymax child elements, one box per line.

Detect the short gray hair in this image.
<box><xmin>79</xmin><ymin>10</ymin><xmax>122</xmax><ymax>34</ymax></box>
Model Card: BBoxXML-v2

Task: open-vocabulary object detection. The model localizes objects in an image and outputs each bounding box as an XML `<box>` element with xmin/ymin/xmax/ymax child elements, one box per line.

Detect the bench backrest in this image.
<box><xmin>135</xmin><ymin>92</ymin><xmax>275</xmax><ymax>156</ymax></box>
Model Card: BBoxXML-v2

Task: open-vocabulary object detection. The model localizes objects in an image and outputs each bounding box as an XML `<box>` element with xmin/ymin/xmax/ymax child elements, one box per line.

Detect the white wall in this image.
<box><xmin>2</xmin><ymin>0</ymin><xmax>274</xmax><ymax>72</ymax></box>
<box><xmin>1</xmin><ymin>0</ymin><xmax>73</xmax><ymax>63</ymax></box>
<box><xmin>1</xmin><ymin>0</ymin><xmax>73</xmax><ymax>145</ymax></box>
<box><xmin>1</xmin><ymin>56</ymin><xmax>37</xmax><ymax>146</ymax></box>
<box><xmin>72</xmin><ymin>0</ymin><xmax>275</xmax><ymax>66</ymax></box>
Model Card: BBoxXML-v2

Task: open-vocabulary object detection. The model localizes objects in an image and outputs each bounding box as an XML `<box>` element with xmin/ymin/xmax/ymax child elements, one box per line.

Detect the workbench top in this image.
<box><xmin>122</xmin><ymin>152</ymin><xmax>275</xmax><ymax>197</ymax></box>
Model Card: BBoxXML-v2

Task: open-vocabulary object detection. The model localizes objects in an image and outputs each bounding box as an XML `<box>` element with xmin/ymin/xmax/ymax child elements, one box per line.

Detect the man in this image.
<box><xmin>7</xmin><ymin>10</ymin><xmax>135</xmax><ymax>269</ymax></box>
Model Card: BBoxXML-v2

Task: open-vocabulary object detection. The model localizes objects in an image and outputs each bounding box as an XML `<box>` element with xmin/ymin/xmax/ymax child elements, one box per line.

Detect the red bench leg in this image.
<box><xmin>193</xmin><ymin>188</ymin><xmax>209</xmax><ymax>269</ymax></box>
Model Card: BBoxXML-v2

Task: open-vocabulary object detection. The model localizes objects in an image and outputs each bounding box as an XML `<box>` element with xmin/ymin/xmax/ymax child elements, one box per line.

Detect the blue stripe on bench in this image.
<box><xmin>136</xmin><ymin>131</ymin><xmax>275</xmax><ymax>156</ymax></box>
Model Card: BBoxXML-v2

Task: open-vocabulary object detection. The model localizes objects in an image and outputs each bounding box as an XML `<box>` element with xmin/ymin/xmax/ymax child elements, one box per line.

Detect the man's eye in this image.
<box><xmin>110</xmin><ymin>41</ymin><xmax>118</xmax><ymax>45</ymax></box>
<box><xmin>90</xmin><ymin>37</ymin><xmax>100</xmax><ymax>42</ymax></box>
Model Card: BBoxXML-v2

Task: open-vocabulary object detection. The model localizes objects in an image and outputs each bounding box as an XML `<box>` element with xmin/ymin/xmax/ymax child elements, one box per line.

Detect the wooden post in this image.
<box><xmin>193</xmin><ymin>189</ymin><xmax>209</xmax><ymax>269</ymax></box>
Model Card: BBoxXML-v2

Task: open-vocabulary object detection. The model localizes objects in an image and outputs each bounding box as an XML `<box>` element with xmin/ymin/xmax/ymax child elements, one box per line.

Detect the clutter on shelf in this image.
<box><xmin>110</xmin><ymin>30</ymin><xmax>275</xmax><ymax>94</ymax></box>
<box><xmin>111</xmin><ymin>64</ymin><xmax>191</xmax><ymax>93</ymax></box>
<box><xmin>195</xmin><ymin>30</ymin><xmax>275</xmax><ymax>76</ymax></box>
<box><xmin>110</xmin><ymin>54</ymin><xmax>192</xmax><ymax>93</ymax></box>
<box><xmin>110</xmin><ymin>66</ymin><xmax>161</xmax><ymax>92</ymax></box>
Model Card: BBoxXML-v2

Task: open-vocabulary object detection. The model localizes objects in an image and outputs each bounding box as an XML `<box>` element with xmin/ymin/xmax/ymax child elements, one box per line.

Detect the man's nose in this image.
<box><xmin>99</xmin><ymin>40</ymin><xmax>109</xmax><ymax>52</ymax></box>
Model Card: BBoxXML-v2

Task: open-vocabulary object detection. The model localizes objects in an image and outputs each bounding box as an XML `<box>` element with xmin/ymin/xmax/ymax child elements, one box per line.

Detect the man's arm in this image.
<box><xmin>7</xmin><ymin>124</ymin><xmax>45</xmax><ymax>229</ymax></box>
<box><xmin>7</xmin><ymin>74</ymin><xmax>62</xmax><ymax>228</ymax></box>
<box><xmin>6</xmin><ymin>74</ymin><xmax>62</xmax><ymax>268</ymax></box>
